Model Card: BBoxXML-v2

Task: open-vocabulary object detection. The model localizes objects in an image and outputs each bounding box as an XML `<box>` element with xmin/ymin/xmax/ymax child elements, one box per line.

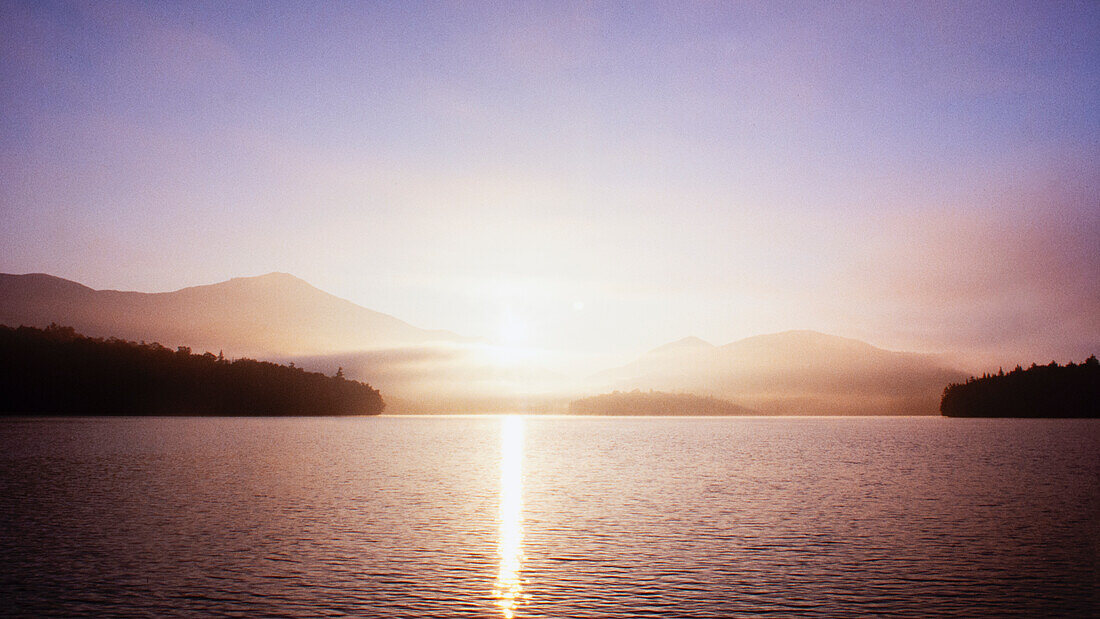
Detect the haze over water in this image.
<box><xmin>2</xmin><ymin>416</ymin><xmax>1096</xmax><ymax>617</ymax></box>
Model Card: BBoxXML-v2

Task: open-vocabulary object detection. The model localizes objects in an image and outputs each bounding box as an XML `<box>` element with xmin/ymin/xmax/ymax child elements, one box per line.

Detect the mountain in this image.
<box><xmin>593</xmin><ymin>330</ymin><xmax>966</xmax><ymax>415</ymax></box>
<box><xmin>0</xmin><ymin>272</ymin><xmax>465</xmax><ymax>357</ymax></box>
<box><xmin>645</xmin><ymin>336</ymin><xmax>714</xmax><ymax>355</ymax></box>
<box><xmin>569</xmin><ymin>390</ymin><xmax>754</xmax><ymax>416</ymax></box>
<box><xmin>0</xmin><ymin>272</ymin><xmax>966</xmax><ymax>415</ymax></box>
<box><xmin>0</xmin><ymin>272</ymin><xmax>566</xmax><ymax>413</ymax></box>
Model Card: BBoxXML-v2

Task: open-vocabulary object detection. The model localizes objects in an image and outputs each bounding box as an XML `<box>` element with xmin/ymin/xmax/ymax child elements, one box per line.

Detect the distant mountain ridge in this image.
<box><xmin>1</xmin><ymin>271</ymin><xmax>966</xmax><ymax>415</ymax></box>
<box><xmin>645</xmin><ymin>336</ymin><xmax>714</xmax><ymax>355</ymax></box>
<box><xmin>569</xmin><ymin>390</ymin><xmax>754</xmax><ymax>416</ymax></box>
<box><xmin>594</xmin><ymin>330</ymin><xmax>965</xmax><ymax>415</ymax></box>
<box><xmin>0</xmin><ymin>272</ymin><xmax>466</xmax><ymax>357</ymax></box>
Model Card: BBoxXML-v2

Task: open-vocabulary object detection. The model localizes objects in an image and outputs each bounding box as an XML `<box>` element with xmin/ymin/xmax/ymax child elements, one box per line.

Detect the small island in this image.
<box><xmin>0</xmin><ymin>324</ymin><xmax>384</xmax><ymax>416</ymax></box>
<box><xmin>569</xmin><ymin>390</ymin><xmax>755</xmax><ymax>416</ymax></box>
<box><xmin>940</xmin><ymin>356</ymin><xmax>1099</xmax><ymax>418</ymax></box>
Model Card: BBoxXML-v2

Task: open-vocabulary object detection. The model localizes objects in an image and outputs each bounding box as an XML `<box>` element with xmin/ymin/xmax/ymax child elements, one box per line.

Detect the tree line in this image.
<box><xmin>940</xmin><ymin>356</ymin><xmax>1099</xmax><ymax>418</ymax></box>
<box><xmin>0</xmin><ymin>324</ymin><xmax>384</xmax><ymax>416</ymax></box>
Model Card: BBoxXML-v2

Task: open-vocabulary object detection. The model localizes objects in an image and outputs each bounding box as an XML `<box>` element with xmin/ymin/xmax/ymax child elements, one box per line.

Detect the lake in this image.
<box><xmin>1</xmin><ymin>416</ymin><xmax>1097</xmax><ymax>617</ymax></box>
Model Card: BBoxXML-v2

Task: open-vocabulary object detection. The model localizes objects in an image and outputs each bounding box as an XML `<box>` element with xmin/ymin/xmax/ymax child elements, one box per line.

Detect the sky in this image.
<box><xmin>1</xmin><ymin>0</ymin><xmax>1098</xmax><ymax>370</ymax></box>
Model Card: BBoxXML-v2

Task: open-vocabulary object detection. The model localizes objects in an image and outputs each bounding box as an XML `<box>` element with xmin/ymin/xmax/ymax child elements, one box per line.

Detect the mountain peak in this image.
<box><xmin>194</xmin><ymin>272</ymin><xmax>321</xmax><ymax>295</ymax></box>
<box><xmin>0</xmin><ymin>271</ymin><xmax>466</xmax><ymax>356</ymax></box>
<box><xmin>0</xmin><ymin>272</ymin><xmax>95</xmax><ymax>294</ymax></box>
<box><xmin>231</xmin><ymin>272</ymin><xmax>310</xmax><ymax>285</ymax></box>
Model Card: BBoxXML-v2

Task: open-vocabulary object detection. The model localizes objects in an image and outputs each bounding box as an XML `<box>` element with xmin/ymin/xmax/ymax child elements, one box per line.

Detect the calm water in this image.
<box><xmin>1</xmin><ymin>416</ymin><xmax>1097</xmax><ymax>617</ymax></box>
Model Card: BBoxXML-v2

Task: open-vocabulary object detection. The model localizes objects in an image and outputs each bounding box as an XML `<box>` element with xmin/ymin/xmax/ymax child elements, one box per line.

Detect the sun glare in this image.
<box><xmin>493</xmin><ymin>415</ymin><xmax>525</xmax><ymax>618</ymax></box>
<box><xmin>483</xmin><ymin>344</ymin><xmax>538</xmax><ymax>368</ymax></box>
<box><xmin>496</xmin><ymin>310</ymin><xmax>529</xmax><ymax>347</ymax></box>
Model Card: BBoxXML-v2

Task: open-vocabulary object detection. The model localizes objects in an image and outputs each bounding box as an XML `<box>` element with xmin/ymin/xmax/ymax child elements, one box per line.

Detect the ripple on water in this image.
<box><xmin>0</xmin><ymin>416</ymin><xmax>1097</xmax><ymax>617</ymax></box>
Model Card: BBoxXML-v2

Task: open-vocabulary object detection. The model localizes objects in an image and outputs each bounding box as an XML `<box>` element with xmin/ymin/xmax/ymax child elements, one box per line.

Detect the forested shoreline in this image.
<box><xmin>0</xmin><ymin>324</ymin><xmax>384</xmax><ymax>416</ymax></box>
<box><xmin>941</xmin><ymin>357</ymin><xmax>1099</xmax><ymax>418</ymax></box>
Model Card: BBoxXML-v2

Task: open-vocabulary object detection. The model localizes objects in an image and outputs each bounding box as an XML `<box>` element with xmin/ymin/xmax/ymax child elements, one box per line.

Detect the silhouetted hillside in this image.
<box><xmin>593</xmin><ymin>330</ymin><xmax>966</xmax><ymax>415</ymax></box>
<box><xmin>940</xmin><ymin>357</ymin><xmax>1099</xmax><ymax>418</ymax></box>
<box><xmin>0</xmin><ymin>324</ymin><xmax>384</xmax><ymax>416</ymax></box>
<box><xmin>569</xmin><ymin>390</ymin><xmax>755</xmax><ymax>416</ymax></box>
<box><xmin>0</xmin><ymin>272</ymin><xmax>467</xmax><ymax>357</ymax></box>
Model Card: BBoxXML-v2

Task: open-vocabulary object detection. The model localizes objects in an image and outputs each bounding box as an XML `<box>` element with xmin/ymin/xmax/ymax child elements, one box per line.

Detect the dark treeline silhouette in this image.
<box><xmin>0</xmin><ymin>324</ymin><xmax>384</xmax><ymax>416</ymax></box>
<box><xmin>569</xmin><ymin>389</ymin><xmax>755</xmax><ymax>416</ymax></box>
<box><xmin>940</xmin><ymin>356</ymin><xmax>1099</xmax><ymax>418</ymax></box>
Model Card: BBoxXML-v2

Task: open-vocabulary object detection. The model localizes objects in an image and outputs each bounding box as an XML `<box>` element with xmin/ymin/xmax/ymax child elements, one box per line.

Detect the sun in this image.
<box><xmin>484</xmin><ymin>311</ymin><xmax>540</xmax><ymax>369</ymax></box>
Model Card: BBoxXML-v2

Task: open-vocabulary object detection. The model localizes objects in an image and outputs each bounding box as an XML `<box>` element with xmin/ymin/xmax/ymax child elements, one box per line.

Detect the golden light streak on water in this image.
<box><xmin>493</xmin><ymin>415</ymin><xmax>525</xmax><ymax>618</ymax></box>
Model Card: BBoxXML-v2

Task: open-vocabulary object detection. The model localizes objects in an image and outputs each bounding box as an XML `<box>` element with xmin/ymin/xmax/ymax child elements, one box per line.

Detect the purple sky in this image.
<box><xmin>1</xmin><ymin>1</ymin><xmax>1097</xmax><ymax>369</ymax></box>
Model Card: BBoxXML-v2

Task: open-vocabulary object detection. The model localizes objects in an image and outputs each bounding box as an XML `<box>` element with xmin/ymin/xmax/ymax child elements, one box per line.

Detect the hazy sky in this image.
<box><xmin>2</xmin><ymin>1</ymin><xmax>1097</xmax><ymax>368</ymax></box>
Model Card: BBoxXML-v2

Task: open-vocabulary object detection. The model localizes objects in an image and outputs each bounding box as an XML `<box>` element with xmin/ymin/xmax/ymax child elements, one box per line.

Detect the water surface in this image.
<box><xmin>1</xmin><ymin>416</ymin><xmax>1097</xmax><ymax>617</ymax></box>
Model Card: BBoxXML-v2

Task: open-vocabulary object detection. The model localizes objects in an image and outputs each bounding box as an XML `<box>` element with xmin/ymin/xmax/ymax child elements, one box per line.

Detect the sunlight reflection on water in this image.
<box><xmin>2</xmin><ymin>417</ymin><xmax>1098</xmax><ymax>617</ymax></box>
<box><xmin>493</xmin><ymin>415</ymin><xmax>525</xmax><ymax>618</ymax></box>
